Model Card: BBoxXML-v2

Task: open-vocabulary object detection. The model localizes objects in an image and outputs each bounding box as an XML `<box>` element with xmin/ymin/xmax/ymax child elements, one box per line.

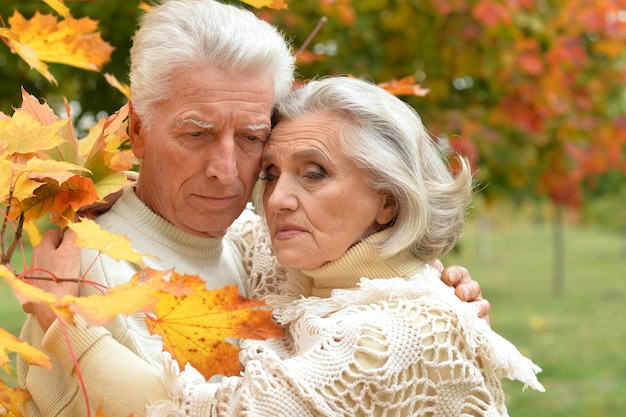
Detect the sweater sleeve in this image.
<box><xmin>43</xmin><ymin>316</ymin><xmax>171</xmax><ymax>417</ymax></box>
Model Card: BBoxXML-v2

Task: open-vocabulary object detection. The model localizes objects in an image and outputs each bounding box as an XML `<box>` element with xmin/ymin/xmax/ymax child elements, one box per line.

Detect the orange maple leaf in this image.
<box><xmin>377</xmin><ymin>75</ymin><xmax>430</xmax><ymax>97</ymax></box>
<box><xmin>0</xmin><ymin>11</ymin><xmax>113</xmax><ymax>84</ymax></box>
<box><xmin>146</xmin><ymin>272</ymin><xmax>284</xmax><ymax>378</ymax></box>
<box><xmin>0</xmin><ymin>379</ymin><xmax>30</xmax><ymax>417</ymax></box>
<box><xmin>9</xmin><ymin>175</ymin><xmax>99</xmax><ymax>225</ymax></box>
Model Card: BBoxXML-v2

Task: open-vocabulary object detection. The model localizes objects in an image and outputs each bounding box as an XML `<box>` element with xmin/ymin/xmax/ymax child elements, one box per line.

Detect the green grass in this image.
<box><xmin>2</xmin><ymin>210</ymin><xmax>625</xmax><ymax>416</ymax></box>
<box><xmin>443</xmin><ymin>210</ymin><xmax>626</xmax><ymax>417</ymax></box>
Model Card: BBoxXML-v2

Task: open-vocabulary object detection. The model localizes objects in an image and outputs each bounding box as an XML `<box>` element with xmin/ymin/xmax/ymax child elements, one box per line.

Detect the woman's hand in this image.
<box><xmin>23</xmin><ymin>229</ymin><xmax>81</xmax><ymax>332</ymax></box>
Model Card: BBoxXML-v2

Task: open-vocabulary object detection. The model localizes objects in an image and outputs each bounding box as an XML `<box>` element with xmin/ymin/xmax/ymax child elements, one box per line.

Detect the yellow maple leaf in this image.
<box><xmin>242</xmin><ymin>0</ymin><xmax>288</xmax><ymax>9</ymax></box>
<box><xmin>0</xmin><ymin>158</ymin><xmax>43</xmax><ymax>204</ymax></box>
<box><xmin>0</xmin><ymin>265</ymin><xmax>75</xmax><ymax>324</ymax></box>
<box><xmin>0</xmin><ymin>379</ymin><xmax>30</xmax><ymax>417</ymax></box>
<box><xmin>26</xmin><ymin>158</ymin><xmax>91</xmax><ymax>184</ymax></box>
<box><xmin>22</xmin><ymin>220</ymin><xmax>43</xmax><ymax>247</ymax></box>
<box><xmin>43</xmin><ymin>0</ymin><xmax>71</xmax><ymax>18</ymax></box>
<box><xmin>71</xmin><ymin>268</ymin><xmax>197</xmax><ymax>326</ymax></box>
<box><xmin>0</xmin><ymin>111</ymin><xmax>68</xmax><ymax>155</ymax></box>
<box><xmin>0</xmin><ymin>11</ymin><xmax>113</xmax><ymax>84</ymax></box>
<box><xmin>0</xmin><ymin>328</ymin><xmax>51</xmax><ymax>373</ymax></box>
<box><xmin>146</xmin><ymin>272</ymin><xmax>284</xmax><ymax>378</ymax></box>
<box><xmin>66</xmin><ymin>218</ymin><xmax>152</xmax><ymax>265</ymax></box>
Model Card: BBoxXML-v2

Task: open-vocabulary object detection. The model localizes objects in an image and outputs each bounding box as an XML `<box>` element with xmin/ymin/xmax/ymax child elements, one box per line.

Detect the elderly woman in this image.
<box><xmin>28</xmin><ymin>77</ymin><xmax>543</xmax><ymax>416</ymax></box>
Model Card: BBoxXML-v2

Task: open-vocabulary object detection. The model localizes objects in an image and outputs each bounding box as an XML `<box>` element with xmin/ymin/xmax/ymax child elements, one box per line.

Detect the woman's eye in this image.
<box><xmin>304</xmin><ymin>167</ymin><xmax>327</xmax><ymax>180</ymax></box>
<box><xmin>260</xmin><ymin>168</ymin><xmax>278</xmax><ymax>182</ymax></box>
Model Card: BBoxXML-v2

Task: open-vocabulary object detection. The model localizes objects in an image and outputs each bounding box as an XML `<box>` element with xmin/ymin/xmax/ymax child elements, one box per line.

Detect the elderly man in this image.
<box><xmin>18</xmin><ymin>1</ymin><xmax>487</xmax><ymax>416</ymax></box>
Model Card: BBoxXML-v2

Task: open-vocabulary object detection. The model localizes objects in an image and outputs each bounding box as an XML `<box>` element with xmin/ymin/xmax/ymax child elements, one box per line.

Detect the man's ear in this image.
<box><xmin>376</xmin><ymin>194</ymin><xmax>398</xmax><ymax>226</ymax></box>
<box><xmin>128</xmin><ymin>101</ymin><xmax>145</xmax><ymax>159</ymax></box>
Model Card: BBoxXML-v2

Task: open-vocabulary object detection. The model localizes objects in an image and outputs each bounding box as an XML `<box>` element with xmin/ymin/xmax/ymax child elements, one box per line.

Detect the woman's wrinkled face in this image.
<box><xmin>261</xmin><ymin>113</ymin><xmax>396</xmax><ymax>270</ymax></box>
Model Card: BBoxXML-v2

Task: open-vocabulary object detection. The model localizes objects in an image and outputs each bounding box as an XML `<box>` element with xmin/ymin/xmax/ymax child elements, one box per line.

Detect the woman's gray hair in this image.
<box><xmin>130</xmin><ymin>0</ymin><xmax>295</xmax><ymax>126</ymax></box>
<box><xmin>272</xmin><ymin>77</ymin><xmax>473</xmax><ymax>261</ymax></box>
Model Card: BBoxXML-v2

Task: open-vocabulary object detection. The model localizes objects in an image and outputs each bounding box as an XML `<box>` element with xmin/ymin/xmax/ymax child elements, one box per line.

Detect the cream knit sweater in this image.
<box><xmin>148</xmin><ymin>232</ymin><xmax>544</xmax><ymax>416</ymax></box>
<box><xmin>17</xmin><ymin>188</ymin><xmax>270</xmax><ymax>417</ymax></box>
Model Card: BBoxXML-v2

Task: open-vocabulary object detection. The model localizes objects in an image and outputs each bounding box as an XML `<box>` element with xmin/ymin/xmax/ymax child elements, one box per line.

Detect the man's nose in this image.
<box><xmin>205</xmin><ymin>135</ymin><xmax>238</xmax><ymax>184</ymax></box>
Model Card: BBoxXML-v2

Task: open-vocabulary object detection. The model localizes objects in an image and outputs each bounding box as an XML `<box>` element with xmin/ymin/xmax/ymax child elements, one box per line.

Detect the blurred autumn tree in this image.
<box><xmin>2</xmin><ymin>0</ymin><xmax>625</xmax><ymax>292</ymax></box>
<box><xmin>258</xmin><ymin>0</ymin><xmax>626</xmax><ymax>294</ymax></box>
<box><xmin>0</xmin><ymin>0</ymin><xmax>141</xmax><ymax>122</ymax></box>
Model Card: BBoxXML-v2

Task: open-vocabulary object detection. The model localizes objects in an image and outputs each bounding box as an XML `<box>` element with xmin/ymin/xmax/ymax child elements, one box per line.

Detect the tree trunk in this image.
<box><xmin>552</xmin><ymin>204</ymin><xmax>565</xmax><ymax>296</ymax></box>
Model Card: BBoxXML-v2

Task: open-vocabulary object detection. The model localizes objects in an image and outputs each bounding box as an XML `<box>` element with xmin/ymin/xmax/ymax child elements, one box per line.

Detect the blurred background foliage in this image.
<box><xmin>2</xmin><ymin>0</ymin><xmax>624</xmax><ymax>222</ymax></box>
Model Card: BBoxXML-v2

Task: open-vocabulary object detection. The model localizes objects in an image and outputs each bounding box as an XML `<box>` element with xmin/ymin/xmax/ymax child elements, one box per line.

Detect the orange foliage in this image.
<box><xmin>146</xmin><ymin>272</ymin><xmax>284</xmax><ymax>378</ymax></box>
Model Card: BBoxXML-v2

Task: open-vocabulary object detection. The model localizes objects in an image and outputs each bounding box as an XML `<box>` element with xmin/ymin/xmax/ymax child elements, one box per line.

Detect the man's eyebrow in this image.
<box><xmin>244</xmin><ymin>123</ymin><xmax>271</xmax><ymax>131</ymax></box>
<box><xmin>178</xmin><ymin>118</ymin><xmax>216</xmax><ymax>129</ymax></box>
<box><xmin>177</xmin><ymin>120</ymin><xmax>270</xmax><ymax>132</ymax></box>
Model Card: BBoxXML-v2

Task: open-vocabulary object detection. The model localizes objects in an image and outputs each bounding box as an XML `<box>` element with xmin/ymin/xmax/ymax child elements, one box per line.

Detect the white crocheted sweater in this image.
<box><xmin>151</xmin><ymin>232</ymin><xmax>544</xmax><ymax>417</ymax></box>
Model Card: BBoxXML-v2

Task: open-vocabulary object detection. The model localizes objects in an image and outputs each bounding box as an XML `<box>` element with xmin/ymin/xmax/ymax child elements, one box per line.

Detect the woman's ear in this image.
<box><xmin>376</xmin><ymin>194</ymin><xmax>398</xmax><ymax>226</ymax></box>
<box><xmin>128</xmin><ymin>101</ymin><xmax>145</xmax><ymax>159</ymax></box>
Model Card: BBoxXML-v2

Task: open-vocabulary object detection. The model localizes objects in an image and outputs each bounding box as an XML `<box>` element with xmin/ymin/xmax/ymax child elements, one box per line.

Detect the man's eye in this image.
<box><xmin>189</xmin><ymin>131</ymin><xmax>203</xmax><ymax>137</ymax></box>
<box><xmin>243</xmin><ymin>134</ymin><xmax>266</xmax><ymax>143</ymax></box>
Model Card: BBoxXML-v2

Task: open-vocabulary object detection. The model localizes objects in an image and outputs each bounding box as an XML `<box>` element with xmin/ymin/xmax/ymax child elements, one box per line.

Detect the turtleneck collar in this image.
<box><xmin>300</xmin><ymin>231</ymin><xmax>427</xmax><ymax>298</ymax></box>
<box><xmin>111</xmin><ymin>188</ymin><xmax>225</xmax><ymax>259</ymax></box>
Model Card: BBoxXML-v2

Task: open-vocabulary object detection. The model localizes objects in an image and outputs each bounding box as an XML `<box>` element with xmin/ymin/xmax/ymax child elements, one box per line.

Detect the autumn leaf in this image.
<box><xmin>104</xmin><ymin>73</ymin><xmax>131</xmax><ymax>99</ymax></box>
<box><xmin>25</xmin><ymin>158</ymin><xmax>91</xmax><ymax>184</ymax></box>
<box><xmin>70</xmin><ymin>268</ymin><xmax>195</xmax><ymax>326</ymax></box>
<box><xmin>0</xmin><ymin>328</ymin><xmax>51</xmax><ymax>374</ymax></box>
<box><xmin>22</xmin><ymin>221</ymin><xmax>42</xmax><ymax>247</ymax></box>
<box><xmin>2</xmin><ymin>89</ymin><xmax>131</xmax><ymax>227</ymax></box>
<box><xmin>0</xmin><ymin>265</ymin><xmax>76</xmax><ymax>324</ymax></box>
<box><xmin>43</xmin><ymin>0</ymin><xmax>71</xmax><ymax>18</ymax></box>
<box><xmin>16</xmin><ymin>88</ymin><xmax>60</xmax><ymax>127</ymax></box>
<box><xmin>377</xmin><ymin>75</ymin><xmax>430</xmax><ymax>97</ymax></box>
<box><xmin>146</xmin><ymin>273</ymin><xmax>284</xmax><ymax>378</ymax></box>
<box><xmin>66</xmin><ymin>218</ymin><xmax>153</xmax><ymax>265</ymax></box>
<box><xmin>9</xmin><ymin>176</ymin><xmax>99</xmax><ymax>225</ymax></box>
<box><xmin>0</xmin><ymin>11</ymin><xmax>113</xmax><ymax>84</ymax></box>
<box><xmin>242</xmin><ymin>0</ymin><xmax>288</xmax><ymax>10</ymax></box>
<box><xmin>0</xmin><ymin>379</ymin><xmax>30</xmax><ymax>417</ymax></box>
<box><xmin>0</xmin><ymin>111</ymin><xmax>68</xmax><ymax>155</ymax></box>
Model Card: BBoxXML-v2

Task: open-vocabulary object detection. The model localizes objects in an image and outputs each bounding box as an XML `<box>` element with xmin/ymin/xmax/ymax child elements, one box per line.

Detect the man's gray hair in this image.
<box><xmin>272</xmin><ymin>77</ymin><xmax>473</xmax><ymax>261</ymax></box>
<box><xmin>130</xmin><ymin>0</ymin><xmax>295</xmax><ymax>126</ymax></box>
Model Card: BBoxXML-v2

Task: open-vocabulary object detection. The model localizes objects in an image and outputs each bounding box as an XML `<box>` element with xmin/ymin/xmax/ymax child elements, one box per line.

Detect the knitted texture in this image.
<box><xmin>152</xmin><ymin>244</ymin><xmax>543</xmax><ymax>416</ymax></box>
